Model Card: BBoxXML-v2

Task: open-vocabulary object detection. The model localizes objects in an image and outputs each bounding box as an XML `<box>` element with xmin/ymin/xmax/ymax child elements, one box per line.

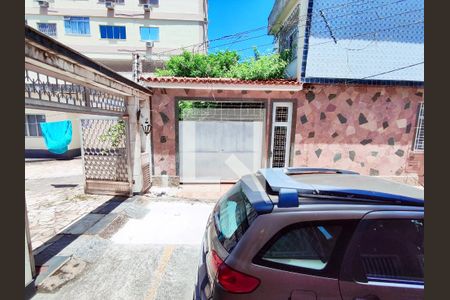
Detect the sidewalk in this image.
<box><xmin>147</xmin><ymin>183</ymin><xmax>234</xmax><ymax>202</ymax></box>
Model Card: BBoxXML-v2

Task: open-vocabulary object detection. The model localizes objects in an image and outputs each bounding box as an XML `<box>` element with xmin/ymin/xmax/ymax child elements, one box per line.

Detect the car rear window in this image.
<box><xmin>214</xmin><ymin>182</ymin><xmax>258</xmax><ymax>252</ymax></box>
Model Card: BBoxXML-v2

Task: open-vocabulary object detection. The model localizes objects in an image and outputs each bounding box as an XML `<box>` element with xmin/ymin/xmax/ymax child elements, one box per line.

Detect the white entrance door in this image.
<box><xmin>270</xmin><ymin>102</ymin><xmax>293</xmax><ymax>168</ymax></box>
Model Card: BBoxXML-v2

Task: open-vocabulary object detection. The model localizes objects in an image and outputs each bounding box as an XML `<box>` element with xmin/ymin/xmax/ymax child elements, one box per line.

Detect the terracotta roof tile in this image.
<box><xmin>141</xmin><ymin>76</ymin><xmax>300</xmax><ymax>86</ymax></box>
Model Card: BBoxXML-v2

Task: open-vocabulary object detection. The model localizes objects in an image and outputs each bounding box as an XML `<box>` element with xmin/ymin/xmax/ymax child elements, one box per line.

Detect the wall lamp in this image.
<box><xmin>141</xmin><ymin>118</ymin><xmax>151</xmax><ymax>135</ymax></box>
<box><xmin>137</xmin><ymin>109</ymin><xmax>151</xmax><ymax>135</ymax></box>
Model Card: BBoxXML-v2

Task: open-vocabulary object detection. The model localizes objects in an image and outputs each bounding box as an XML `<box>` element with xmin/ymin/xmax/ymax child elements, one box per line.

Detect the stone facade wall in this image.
<box><xmin>150</xmin><ymin>84</ymin><xmax>424</xmax><ymax>185</ymax></box>
<box><xmin>150</xmin><ymin>88</ymin><xmax>302</xmax><ymax>178</ymax></box>
<box><xmin>293</xmin><ymin>85</ymin><xmax>424</xmax><ymax>185</ymax></box>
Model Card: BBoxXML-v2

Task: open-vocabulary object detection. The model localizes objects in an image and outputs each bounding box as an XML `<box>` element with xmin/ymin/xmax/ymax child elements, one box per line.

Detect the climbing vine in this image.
<box><xmin>100</xmin><ymin>120</ymin><xmax>126</xmax><ymax>148</ymax></box>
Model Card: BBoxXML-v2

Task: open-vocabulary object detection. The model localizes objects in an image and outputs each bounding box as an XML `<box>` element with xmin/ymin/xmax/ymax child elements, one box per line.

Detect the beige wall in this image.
<box><xmin>25</xmin><ymin>16</ymin><xmax>203</xmax><ymax>59</ymax></box>
<box><xmin>25</xmin><ymin>0</ymin><xmax>207</xmax><ymax>64</ymax></box>
<box><xmin>25</xmin><ymin>0</ymin><xmax>202</xmax><ymax>15</ymax></box>
<box><xmin>25</xmin><ymin>109</ymin><xmax>81</xmax><ymax>150</ymax></box>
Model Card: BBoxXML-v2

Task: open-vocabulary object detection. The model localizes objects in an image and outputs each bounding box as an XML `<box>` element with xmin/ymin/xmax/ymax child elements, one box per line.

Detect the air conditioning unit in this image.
<box><xmin>140</xmin><ymin>0</ymin><xmax>159</xmax><ymax>7</ymax></box>
<box><xmin>143</xmin><ymin>4</ymin><xmax>152</xmax><ymax>12</ymax></box>
<box><xmin>146</xmin><ymin>41</ymin><xmax>155</xmax><ymax>48</ymax></box>
<box><xmin>38</xmin><ymin>0</ymin><xmax>49</xmax><ymax>8</ymax></box>
<box><xmin>105</xmin><ymin>1</ymin><xmax>115</xmax><ymax>9</ymax></box>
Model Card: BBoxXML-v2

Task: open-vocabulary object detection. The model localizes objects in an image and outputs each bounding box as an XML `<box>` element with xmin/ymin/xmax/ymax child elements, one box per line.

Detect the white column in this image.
<box><xmin>127</xmin><ymin>96</ymin><xmax>143</xmax><ymax>193</ymax></box>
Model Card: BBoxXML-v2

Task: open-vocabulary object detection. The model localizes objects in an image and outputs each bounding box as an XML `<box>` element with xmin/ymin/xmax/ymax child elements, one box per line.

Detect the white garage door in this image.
<box><xmin>179</xmin><ymin>102</ymin><xmax>265</xmax><ymax>182</ymax></box>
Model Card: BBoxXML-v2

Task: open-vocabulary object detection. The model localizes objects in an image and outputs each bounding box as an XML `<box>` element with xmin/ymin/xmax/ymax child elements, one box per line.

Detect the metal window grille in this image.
<box><xmin>278</xmin><ymin>5</ymin><xmax>299</xmax><ymax>60</ymax></box>
<box><xmin>37</xmin><ymin>23</ymin><xmax>57</xmax><ymax>37</ymax></box>
<box><xmin>25</xmin><ymin>114</ymin><xmax>46</xmax><ymax>137</ymax></box>
<box><xmin>272</xmin><ymin>126</ymin><xmax>288</xmax><ymax>168</ymax></box>
<box><xmin>275</xmin><ymin>107</ymin><xmax>288</xmax><ymax>122</ymax></box>
<box><xmin>413</xmin><ymin>103</ymin><xmax>424</xmax><ymax>151</ymax></box>
<box><xmin>179</xmin><ymin>101</ymin><xmax>265</xmax><ymax>121</ymax></box>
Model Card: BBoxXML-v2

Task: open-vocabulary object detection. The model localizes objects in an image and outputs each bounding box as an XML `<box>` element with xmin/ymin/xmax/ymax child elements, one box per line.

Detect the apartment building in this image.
<box><xmin>25</xmin><ymin>0</ymin><xmax>208</xmax><ymax>78</ymax></box>
<box><xmin>25</xmin><ymin>0</ymin><xmax>207</xmax><ymax>158</ymax></box>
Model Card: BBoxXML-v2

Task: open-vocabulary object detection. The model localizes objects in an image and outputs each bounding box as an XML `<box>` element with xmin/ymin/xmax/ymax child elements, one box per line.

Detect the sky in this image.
<box><xmin>207</xmin><ymin>0</ymin><xmax>276</xmax><ymax>60</ymax></box>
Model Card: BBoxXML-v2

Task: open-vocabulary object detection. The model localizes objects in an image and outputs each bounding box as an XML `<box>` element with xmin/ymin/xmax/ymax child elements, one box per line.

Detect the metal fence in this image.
<box><xmin>25</xmin><ymin>69</ymin><xmax>127</xmax><ymax>114</ymax></box>
<box><xmin>81</xmin><ymin>118</ymin><xmax>130</xmax><ymax>183</ymax></box>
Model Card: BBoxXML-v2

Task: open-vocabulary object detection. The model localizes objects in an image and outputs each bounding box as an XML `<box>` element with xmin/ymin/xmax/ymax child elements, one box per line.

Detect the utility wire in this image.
<box><xmin>151</xmin><ymin>0</ymin><xmax>406</xmax><ymax>56</ymax></box>
<box><xmin>343</xmin><ymin>61</ymin><xmax>424</xmax><ymax>84</ymax></box>
<box><xmin>233</xmin><ymin>8</ymin><xmax>423</xmax><ymax>55</ymax></box>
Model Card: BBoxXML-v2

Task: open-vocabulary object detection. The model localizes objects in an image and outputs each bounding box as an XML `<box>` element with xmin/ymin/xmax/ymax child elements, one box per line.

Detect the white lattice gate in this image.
<box><xmin>80</xmin><ymin>118</ymin><xmax>133</xmax><ymax>196</ymax></box>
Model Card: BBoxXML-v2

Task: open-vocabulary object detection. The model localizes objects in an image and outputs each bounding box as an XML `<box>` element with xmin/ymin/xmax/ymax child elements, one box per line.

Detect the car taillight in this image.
<box><xmin>210</xmin><ymin>250</ymin><xmax>223</xmax><ymax>273</ymax></box>
<box><xmin>210</xmin><ymin>250</ymin><xmax>260</xmax><ymax>294</ymax></box>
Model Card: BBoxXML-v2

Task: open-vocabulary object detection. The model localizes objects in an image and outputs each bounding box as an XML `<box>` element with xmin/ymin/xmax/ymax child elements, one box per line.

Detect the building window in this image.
<box><xmin>37</xmin><ymin>23</ymin><xmax>57</xmax><ymax>37</ymax></box>
<box><xmin>25</xmin><ymin>114</ymin><xmax>46</xmax><ymax>137</ymax></box>
<box><xmin>98</xmin><ymin>0</ymin><xmax>125</xmax><ymax>4</ymax></box>
<box><xmin>64</xmin><ymin>16</ymin><xmax>90</xmax><ymax>35</ymax></box>
<box><xmin>140</xmin><ymin>27</ymin><xmax>159</xmax><ymax>41</ymax></box>
<box><xmin>99</xmin><ymin>25</ymin><xmax>127</xmax><ymax>40</ymax></box>
<box><xmin>414</xmin><ymin>103</ymin><xmax>424</xmax><ymax>151</ymax></box>
<box><xmin>139</xmin><ymin>0</ymin><xmax>159</xmax><ymax>5</ymax></box>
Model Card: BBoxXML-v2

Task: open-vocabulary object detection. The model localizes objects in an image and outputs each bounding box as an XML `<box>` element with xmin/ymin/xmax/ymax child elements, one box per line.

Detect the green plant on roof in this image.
<box><xmin>156</xmin><ymin>49</ymin><xmax>290</xmax><ymax>80</ymax></box>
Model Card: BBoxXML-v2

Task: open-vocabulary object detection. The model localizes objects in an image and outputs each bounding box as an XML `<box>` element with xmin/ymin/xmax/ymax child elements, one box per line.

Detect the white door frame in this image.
<box><xmin>270</xmin><ymin>102</ymin><xmax>293</xmax><ymax>168</ymax></box>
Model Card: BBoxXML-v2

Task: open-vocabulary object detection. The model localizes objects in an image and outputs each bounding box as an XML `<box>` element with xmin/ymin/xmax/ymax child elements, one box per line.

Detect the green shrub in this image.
<box><xmin>156</xmin><ymin>49</ymin><xmax>289</xmax><ymax>80</ymax></box>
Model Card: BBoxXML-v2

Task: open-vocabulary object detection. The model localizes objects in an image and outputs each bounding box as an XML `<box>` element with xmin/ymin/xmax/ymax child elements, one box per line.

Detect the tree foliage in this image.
<box><xmin>156</xmin><ymin>49</ymin><xmax>290</xmax><ymax>80</ymax></box>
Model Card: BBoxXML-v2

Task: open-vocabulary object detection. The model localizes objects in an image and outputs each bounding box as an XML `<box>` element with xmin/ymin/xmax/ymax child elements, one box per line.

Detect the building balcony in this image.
<box><xmin>268</xmin><ymin>0</ymin><xmax>298</xmax><ymax>34</ymax></box>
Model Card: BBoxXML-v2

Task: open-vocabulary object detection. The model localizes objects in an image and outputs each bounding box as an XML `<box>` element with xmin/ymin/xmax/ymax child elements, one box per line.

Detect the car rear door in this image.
<box><xmin>339</xmin><ymin>210</ymin><xmax>424</xmax><ymax>300</ymax></box>
<box><xmin>196</xmin><ymin>181</ymin><xmax>258</xmax><ymax>299</ymax></box>
<box><xmin>223</xmin><ymin>210</ymin><xmax>367</xmax><ymax>300</ymax></box>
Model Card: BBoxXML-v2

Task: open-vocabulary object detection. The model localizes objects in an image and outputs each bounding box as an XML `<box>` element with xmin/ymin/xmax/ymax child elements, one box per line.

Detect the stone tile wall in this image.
<box><xmin>150</xmin><ymin>85</ymin><xmax>424</xmax><ymax>185</ymax></box>
<box><xmin>293</xmin><ymin>85</ymin><xmax>424</xmax><ymax>184</ymax></box>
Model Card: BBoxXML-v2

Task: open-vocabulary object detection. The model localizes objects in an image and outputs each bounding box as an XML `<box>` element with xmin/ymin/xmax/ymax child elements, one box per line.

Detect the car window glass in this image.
<box><xmin>352</xmin><ymin>219</ymin><xmax>424</xmax><ymax>283</ymax></box>
<box><xmin>262</xmin><ymin>224</ymin><xmax>343</xmax><ymax>270</ymax></box>
<box><xmin>214</xmin><ymin>182</ymin><xmax>257</xmax><ymax>252</ymax></box>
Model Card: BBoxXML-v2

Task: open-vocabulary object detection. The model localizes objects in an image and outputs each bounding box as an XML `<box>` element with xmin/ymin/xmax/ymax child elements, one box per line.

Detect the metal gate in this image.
<box><xmin>80</xmin><ymin>118</ymin><xmax>132</xmax><ymax>195</ymax></box>
<box><xmin>179</xmin><ymin>101</ymin><xmax>265</xmax><ymax>182</ymax></box>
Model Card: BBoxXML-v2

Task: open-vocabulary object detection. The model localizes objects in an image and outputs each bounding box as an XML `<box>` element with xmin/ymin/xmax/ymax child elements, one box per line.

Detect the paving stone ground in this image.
<box><xmin>25</xmin><ymin>158</ymin><xmax>231</xmax><ymax>250</ymax></box>
<box><xmin>26</xmin><ymin>158</ymin><xmax>113</xmax><ymax>250</ymax></box>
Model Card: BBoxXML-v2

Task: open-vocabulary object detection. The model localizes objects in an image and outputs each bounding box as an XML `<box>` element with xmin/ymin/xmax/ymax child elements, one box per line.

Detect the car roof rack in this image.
<box><xmin>284</xmin><ymin>167</ymin><xmax>359</xmax><ymax>175</ymax></box>
<box><xmin>258</xmin><ymin>168</ymin><xmax>424</xmax><ymax>207</ymax></box>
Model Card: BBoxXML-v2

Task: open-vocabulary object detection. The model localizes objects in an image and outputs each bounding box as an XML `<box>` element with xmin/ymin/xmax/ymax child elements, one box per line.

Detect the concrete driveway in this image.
<box><xmin>31</xmin><ymin>196</ymin><xmax>215</xmax><ymax>300</ymax></box>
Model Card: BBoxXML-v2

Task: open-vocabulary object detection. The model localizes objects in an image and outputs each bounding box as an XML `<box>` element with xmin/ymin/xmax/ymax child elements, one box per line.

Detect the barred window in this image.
<box><xmin>413</xmin><ymin>103</ymin><xmax>424</xmax><ymax>151</ymax></box>
<box><xmin>37</xmin><ymin>23</ymin><xmax>57</xmax><ymax>37</ymax></box>
<box><xmin>25</xmin><ymin>114</ymin><xmax>46</xmax><ymax>137</ymax></box>
<box><xmin>99</xmin><ymin>0</ymin><xmax>125</xmax><ymax>3</ymax></box>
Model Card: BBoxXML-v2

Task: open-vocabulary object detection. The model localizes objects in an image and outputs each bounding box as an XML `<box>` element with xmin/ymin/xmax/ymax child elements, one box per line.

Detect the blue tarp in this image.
<box><xmin>39</xmin><ymin>120</ymin><xmax>73</xmax><ymax>154</ymax></box>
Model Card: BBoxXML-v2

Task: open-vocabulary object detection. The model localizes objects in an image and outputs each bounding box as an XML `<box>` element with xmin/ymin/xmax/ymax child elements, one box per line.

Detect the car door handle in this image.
<box><xmin>354</xmin><ymin>295</ymin><xmax>380</xmax><ymax>300</ymax></box>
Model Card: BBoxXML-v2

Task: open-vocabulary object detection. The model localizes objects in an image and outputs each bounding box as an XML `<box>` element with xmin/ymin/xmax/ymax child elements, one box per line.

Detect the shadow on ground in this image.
<box><xmin>33</xmin><ymin>196</ymin><xmax>128</xmax><ymax>278</ymax></box>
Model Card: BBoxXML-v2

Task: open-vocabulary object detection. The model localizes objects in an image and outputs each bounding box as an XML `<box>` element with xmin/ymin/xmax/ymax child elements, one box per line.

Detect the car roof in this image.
<box><xmin>240</xmin><ymin>168</ymin><xmax>424</xmax><ymax>214</ymax></box>
<box><xmin>290</xmin><ymin>173</ymin><xmax>424</xmax><ymax>200</ymax></box>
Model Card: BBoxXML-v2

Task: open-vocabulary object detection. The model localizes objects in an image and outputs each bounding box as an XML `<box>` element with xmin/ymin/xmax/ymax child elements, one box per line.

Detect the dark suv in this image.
<box><xmin>194</xmin><ymin>168</ymin><xmax>424</xmax><ymax>300</ymax></box>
